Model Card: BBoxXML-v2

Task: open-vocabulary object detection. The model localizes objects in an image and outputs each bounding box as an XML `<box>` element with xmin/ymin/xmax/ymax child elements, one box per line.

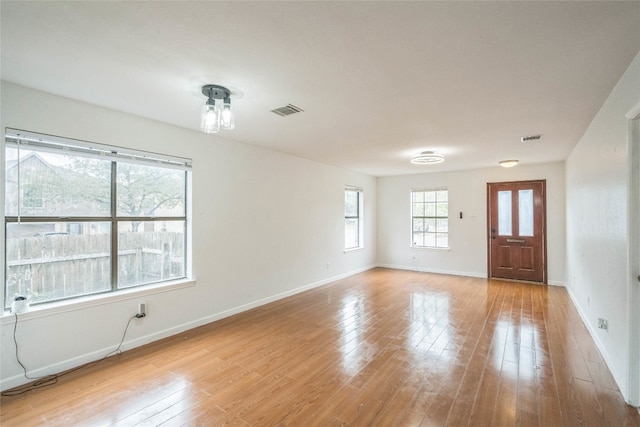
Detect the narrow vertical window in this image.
<box><xmin>498</xmin><ymin>190</ymin><xmax>512</xmax><ymax>236</ymax></box>
<box><xmin>345</xmin><ymin>186</ymin><xmax>363</xmax><ymax>250</ymax></box>
<box><xmin>411</xmin><ymin>189</ymin><xmax>449</xmax><ymax>249</ymax></box>
<box><xmin>518</xmin><ymin>189</ymin><xmax>534</xmax><ymax>237</ymax></box>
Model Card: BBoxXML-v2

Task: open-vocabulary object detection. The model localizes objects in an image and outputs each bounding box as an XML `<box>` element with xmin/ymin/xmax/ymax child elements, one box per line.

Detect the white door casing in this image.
<box><xmin>625</xmin><ymin>101</ymin><xmax>640</xmax><ymax>407</ymax></box>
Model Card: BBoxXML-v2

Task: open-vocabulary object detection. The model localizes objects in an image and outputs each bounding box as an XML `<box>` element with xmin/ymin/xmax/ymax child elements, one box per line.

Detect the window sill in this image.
<box><xmin>344</xmin><ymin>247</ymin><xmax>364</xmax><ymax>254</ymax></box>
<box><xmin>1</xmin><ymin>278</ymin><xmax>196</xmax><ymax>324</ymax></box>
<box><xmin>411</xmin><ymin>246</ymin><xmax>451</xmax><ymax>252</ymax></box>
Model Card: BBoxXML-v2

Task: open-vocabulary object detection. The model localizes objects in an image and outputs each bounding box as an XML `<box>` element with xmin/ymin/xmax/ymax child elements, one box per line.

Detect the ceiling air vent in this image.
<box><xmin>271</xmin><ymin>104</ymin><xmax>304</xmax><ymax>117</ymax></box>
<box><xmin>521</xmin><ymin>134</ymin><xmax>542</xmax><ymax>142</ymax></box>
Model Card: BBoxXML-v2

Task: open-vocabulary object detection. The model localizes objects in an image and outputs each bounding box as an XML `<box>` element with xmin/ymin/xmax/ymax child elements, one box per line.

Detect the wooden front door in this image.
<box><xmin>487</xmin><ymin>180</ymin><xmax>546</xmax><ymax>283</ymax></box>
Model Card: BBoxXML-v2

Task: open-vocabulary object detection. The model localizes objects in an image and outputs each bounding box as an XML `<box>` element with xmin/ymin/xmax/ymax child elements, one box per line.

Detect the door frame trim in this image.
<box><xmin>625</xmin><ymin>101</ymin><xmax>640</xmax><ymax>406</ymax></box>
<box><xmin>486</xmin><ymin>179</ymin><xmax>547</xmax><ymax>284</ymax></box>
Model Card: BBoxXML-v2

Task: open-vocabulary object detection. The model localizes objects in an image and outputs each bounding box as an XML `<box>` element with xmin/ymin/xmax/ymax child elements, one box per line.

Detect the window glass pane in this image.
<box><xmin>413</xmin><ymin>191</ymin><xmax>424</xmax><ymax>203</ymax></box>
<box><xmin>436</xmin><ymin>233</ymin><xmax>449</xmax><ymax>248</ymax></box>
<box><xmin>412</xmin><ymin>232</ymin><xmax>425</xmax><ymax>247</ymax></box>
<box><xmin>424</xmin><ymin>191</ymin><xmax>436</xmax><ymax>202</ymax></box>
<box><xmin>345</xmin><ymin>191</ymin><xmax>359</xmax><ymax>217</ymax></box>
<box><xmin>5</xmin><ymin>222</ymin><xmax>111</xmax><ymax>307</ymax></box>
<box><xmin>436</xmin><ymin>218</ymin><xmax>448</xmax><ymax>232</ymax></box>
<box><xmin>425</xmin><ymin>218</ymin><xmax>436</xmax><ymax>232</ymax></box>
<box><xmin>5</xmin><ymin>147</ymin><xmax>111</xmax><ymax>217</ymax></box>
<box><xmin>425</xmin><ymin>232</ymin><xmax>436</xmax><ymax>247</ymax></box>
<box><xmin>436</xmin><ymin>202</ymin><xmax>448</xmax><ymax>217</ymax></box>
<box><xmin>118</xmin><ymin>220</ymin><xmax>185</xmax><ymax>288</ymax></box>
<box><xmin>413</xmin><ymin>217</ymin><xmax>425</xmax><ymax>232</ymax></box>
<box><xmin>436</xmin><ymin>190</ymin><xmax>448</xmax><ymax>202</ymax></box>
<box><xmin>4</xmin><ymin>148</ymin><xmax>17</xmax><ymax>215</ymax></box>
<box><xmin>345</xmin><ymin>189</ymin><xmax>362</xmax><ymax>249</ymax></box>
<box><xmin>412</xmin><ymin>202</ymin><xmax>425</xmax><ymax>217</ymax></box>
<box><xmin>498</xmin><ymin>190</ymin><xmax>512</xmax><ymax>236</ymax></box>
<box><xmin>519</xmin><ymin>189</ymin><xmax>534</xmax><ymax>237</ymax></box>
<box><xmin>117</xmin><ymin>163</ymin><xmax>185</xmax><ymax>217</ymax></box>
<box><xmin>345</xmin><ymin>218</ymin><xmax>359</xmax><ymax>248</ymax></box>
<box><xmin>424</xmin><ymin>203</ymin><xmax>435</xmax><ymax>217</ymax></box>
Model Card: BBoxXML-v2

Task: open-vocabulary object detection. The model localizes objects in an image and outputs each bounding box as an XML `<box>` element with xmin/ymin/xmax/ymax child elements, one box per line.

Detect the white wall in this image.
<box><xmin>565</xmin><ymin>51</ymin><xmax>640</xmax><ymax>404</ymax></box>
<box><xmin>0</xmin><ymin>82</ymin><xmax>377</xmax><ymax>390</ymax></box>
<box><xmin>377</xmin><ymin>163</ymin><xmax>566</xmax><ymax>284</ymax></box>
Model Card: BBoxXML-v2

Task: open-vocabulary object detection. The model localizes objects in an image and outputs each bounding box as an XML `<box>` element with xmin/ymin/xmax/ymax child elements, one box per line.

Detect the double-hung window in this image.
<box><xmin>4</xmin><ymin>129</ymin><xmax>191</xmax><ymax>308</ymax></box>
<box><xmin>411</xmin><ymin>189</ymin><xmax>448</xmax><ymax>249</ymax></box>
<box><xmin>344</xmin><ymin>186</ymin><xmax>363</xmax><ymax>250</ymax></box>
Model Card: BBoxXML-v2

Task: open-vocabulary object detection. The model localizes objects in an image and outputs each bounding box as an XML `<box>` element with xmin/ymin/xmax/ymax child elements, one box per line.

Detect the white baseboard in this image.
<box><xmin>564</xmin><ymin>285</ymin><xmax>626</xmax><ymax>402</ymax></box>
<box><xmin>377</xmin><ymin>263</ymin><xmax>565</xmax><ymax>286</ymax></box>
<box><xmin>548</xmin><ymin>280</ymin><xmax>565</xmax><ymax>286</ymax></box>
<box><xmin>376</xmin><ymin>263</ymin><xmax>486</xmax><ymax>279</ymax></box>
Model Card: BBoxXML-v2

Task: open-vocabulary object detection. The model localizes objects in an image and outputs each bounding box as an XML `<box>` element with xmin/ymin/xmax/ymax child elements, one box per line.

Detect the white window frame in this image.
<box><xmin>3</xmin><ymin>128</ymin><xmax>193</xmax><ymax>309</ymax></box>
<box><xmin>344</xmin><ymin>186</ymin><xmax>363</xmax><ymax>251</ymax></box>
<box><xmin>410</xmin><ymin>188</ymin><xmax>449</xmax><ymax>249</ymax></box>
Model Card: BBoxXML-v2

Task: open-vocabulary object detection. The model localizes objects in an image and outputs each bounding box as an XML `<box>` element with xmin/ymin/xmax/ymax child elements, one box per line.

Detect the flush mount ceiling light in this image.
<box><xmin>200</xmin><ymin>84</ymin><xmax>234</xmax><ymax>134</ymax></box>
<box><xmin>499</xmin><ymin>159</ymin><xmax>519</xmax><ymax>168</ymax></box>
<box><xmin>411</xmin><ymin>151</ymin><xmax>444</xmax><ymax>165</ymax></box>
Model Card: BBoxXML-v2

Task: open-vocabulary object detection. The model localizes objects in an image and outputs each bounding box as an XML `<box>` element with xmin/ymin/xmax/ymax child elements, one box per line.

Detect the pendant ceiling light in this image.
<box><xmin>411</xmin><ymin>151</ymin><xmax>444</xmax><ymax>165</ymax></box>
<box><xmin>200</xmin><ymin>85</ymin><xmax>234</xmax><ymax>134</ymax></box>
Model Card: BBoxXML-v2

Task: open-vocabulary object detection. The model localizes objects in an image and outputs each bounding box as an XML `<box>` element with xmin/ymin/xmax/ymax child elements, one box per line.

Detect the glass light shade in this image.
<box><xmin>499</xmin><ymin>160</ymin><xmax>519</xmax><ymax>168</ymax></box>
<box><xmin>200</xmin><ymin>102</ymin><xmax>220</xmax><ymax>133</ymax></box>
<box><xmin>221</xmin><ymin>101</ymin><xmax>234</xmax><ymax>130</ymax></box>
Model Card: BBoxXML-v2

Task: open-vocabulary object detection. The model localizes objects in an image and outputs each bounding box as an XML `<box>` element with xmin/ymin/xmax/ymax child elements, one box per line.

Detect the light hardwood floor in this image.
<box><xmin>1</xmin><ymin>268</ymin><xmax>639</xmax><ymax>426</ymax></box>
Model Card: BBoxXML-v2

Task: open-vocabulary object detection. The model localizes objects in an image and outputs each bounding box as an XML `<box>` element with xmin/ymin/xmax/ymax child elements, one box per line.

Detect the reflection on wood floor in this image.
<box><xmin>1</xmin><ymin>268</ymin><xmax>639</xmax><ymax>426</ymax></box>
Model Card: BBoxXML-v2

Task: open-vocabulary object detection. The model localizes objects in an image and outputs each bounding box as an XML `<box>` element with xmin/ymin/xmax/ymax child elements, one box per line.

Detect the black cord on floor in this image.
<box><xmin>1</xmin><ymin>313</ymin><xmax>137</xmax><ymax>397</ymax></box>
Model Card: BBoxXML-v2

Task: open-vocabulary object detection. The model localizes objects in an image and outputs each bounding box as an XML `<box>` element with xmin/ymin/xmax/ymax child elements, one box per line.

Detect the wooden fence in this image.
<box><xmin>5</xmin><ymin>232</ymin><xmax>184</xmax><ymax>305</ymax></box>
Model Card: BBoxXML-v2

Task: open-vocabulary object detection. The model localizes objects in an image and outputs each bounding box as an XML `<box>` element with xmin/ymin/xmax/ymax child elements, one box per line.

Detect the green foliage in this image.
<box><xmin>116</xmin><ymin>163</ymin><xmax>184</xmax><ymax>217</ymax></box>
<box><xmin>8</xmin><ymin>151</ymin><xmax>185</xmax><ymax>218</ymax></box>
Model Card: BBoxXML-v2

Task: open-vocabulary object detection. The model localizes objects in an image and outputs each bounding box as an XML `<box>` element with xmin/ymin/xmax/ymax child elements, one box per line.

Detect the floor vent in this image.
<box><xmin>521</xmin><ymin>134</ymin><xmax>542</xmax><ymax>142</ymax></box>
<box><xmin>271</xmin><ymin>104</ymin><xmax>304</xmax><ymax>117</ymax></box>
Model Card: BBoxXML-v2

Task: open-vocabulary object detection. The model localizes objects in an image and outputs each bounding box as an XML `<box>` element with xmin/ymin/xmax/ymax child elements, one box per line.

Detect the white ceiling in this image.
<box><xmin>2</xmin><ymin>1</ymin><xmax>639</xmax><ymax>177</ymax></box>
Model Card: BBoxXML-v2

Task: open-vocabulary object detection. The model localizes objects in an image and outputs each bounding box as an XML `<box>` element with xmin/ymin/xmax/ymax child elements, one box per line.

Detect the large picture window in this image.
<box><xmin>411</xmin><ymin>189</ymin><xmax>448</xmax><ymax>249</ymax></box>
<box><xmin>4</xmin><ymin>129</ymin><xmax>191</xmax><ymax>308</ymax></box>
<box><xmin>344</xmin><ymin>186</ymin><xmax>363</xmax><ymax>250</ymax></box>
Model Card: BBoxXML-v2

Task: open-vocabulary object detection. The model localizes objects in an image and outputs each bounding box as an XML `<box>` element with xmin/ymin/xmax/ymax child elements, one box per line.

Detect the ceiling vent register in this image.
<box><xmin>521</xmin><ymin>134</ymin><xmax>542</xmax><ymax>142</ymax></box>
<box><xmin>271</xmin><ymin>104</ymin><xmax>304</xmax><ymax>117</ymax></box>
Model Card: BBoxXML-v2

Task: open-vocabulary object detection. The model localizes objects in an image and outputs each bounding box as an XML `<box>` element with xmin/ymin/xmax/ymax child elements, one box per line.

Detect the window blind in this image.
<box><xmin>6</xmin><ymin>128</ymin><xmax>192</xmax><ymax>171</ymax></box>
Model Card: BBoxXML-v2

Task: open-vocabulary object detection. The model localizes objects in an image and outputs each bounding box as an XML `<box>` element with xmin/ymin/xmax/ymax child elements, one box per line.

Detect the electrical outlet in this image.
<box><xmin>598</xmin><ymin>318</ymin><xmax>608</xmax><ymax>330</ymax></box>
<box><xmin>137</xmin><ymin>302</ymin><xmax>146</xmax><ymax>318</ymax></box>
